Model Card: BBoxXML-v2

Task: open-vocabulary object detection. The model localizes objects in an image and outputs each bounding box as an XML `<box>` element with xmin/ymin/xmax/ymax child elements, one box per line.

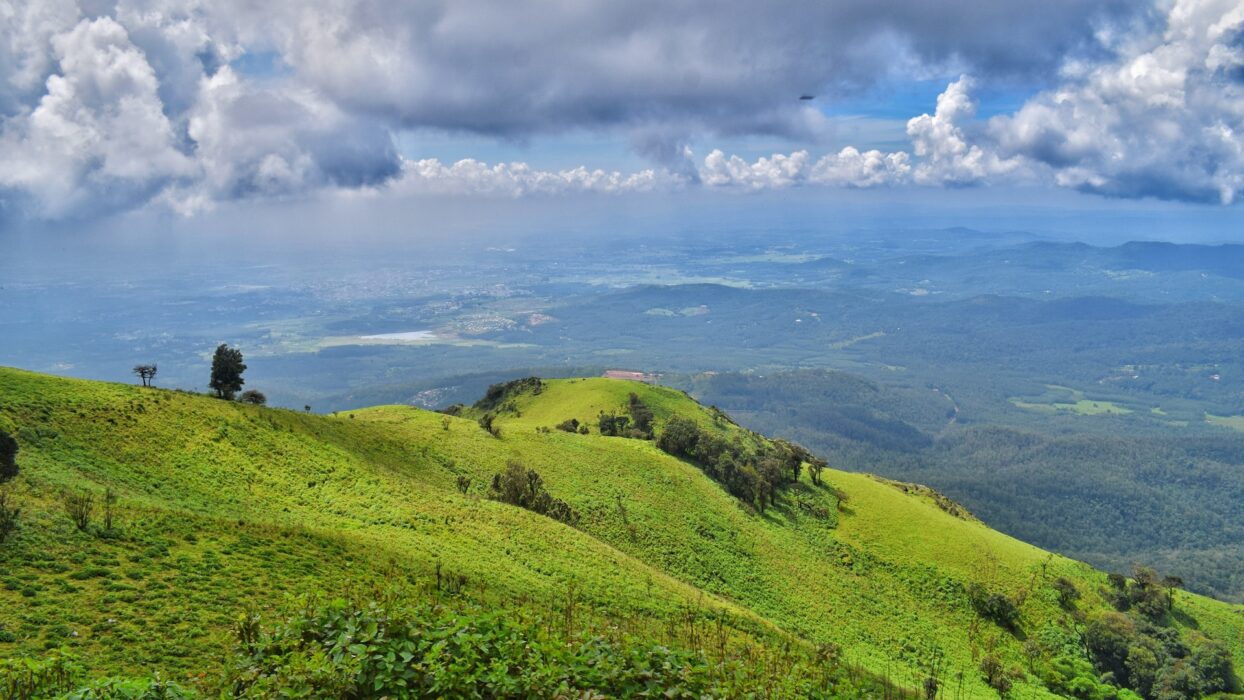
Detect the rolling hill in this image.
<box><xmin>0</xmin><ymin>367</ymin><xmax>1242</xmax><ymax>698</ymax></box>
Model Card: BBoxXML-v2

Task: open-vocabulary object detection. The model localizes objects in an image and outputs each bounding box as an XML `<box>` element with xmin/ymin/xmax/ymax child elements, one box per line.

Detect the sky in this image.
<box><xmin>1</xmin><ymin>0</ymin><xmax>1243</xmax><ymax>237</ymax></box>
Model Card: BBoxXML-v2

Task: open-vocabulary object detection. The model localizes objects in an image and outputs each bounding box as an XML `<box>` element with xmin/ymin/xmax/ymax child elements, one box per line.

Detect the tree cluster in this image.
<box><xmin>1106</xmin><ymin>567</ymin><xmax>1183</xmax><ymax>620</ymax></box>
<box><xmin>488</xmin><ymin>461</ymin><xmax>579</xmax><ymax>526</ymax></box>
<box><xmin>474</xmin><ymin>377</ymin><xmax>543</xmax><ymax>412</ymax></box>
<box><xmin>656</xmin><ymin>416</ymin><xmax>818</xmax><ymax>512</ymax></box>
<box><xmin>131</xmin><ymin>364</ymin><xmax>158</xmax><ymax>387</ymax></box>
<box><xmin>1084</xmin><ymin>612</ymin><xmax>1232</xmax><ymax>699</ymax></box>
<box><xmin>598</xmin><ymin>393</ymin><xmax>657</xmax><ymax>439</ymax></box>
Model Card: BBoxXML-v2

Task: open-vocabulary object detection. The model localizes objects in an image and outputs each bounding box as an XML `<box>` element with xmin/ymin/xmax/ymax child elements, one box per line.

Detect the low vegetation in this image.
<box><xmin>0</xmin><ymin>368</ymin><xmax>1240</xmax><ymax>698</ymax></box>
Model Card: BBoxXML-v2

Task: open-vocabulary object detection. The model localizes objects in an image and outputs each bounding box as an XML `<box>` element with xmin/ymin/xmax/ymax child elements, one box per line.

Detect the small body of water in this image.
<box><xmin>358</xmin><ymin>330</ymin><xmax>436</xmax><ymax>341</ymax></box>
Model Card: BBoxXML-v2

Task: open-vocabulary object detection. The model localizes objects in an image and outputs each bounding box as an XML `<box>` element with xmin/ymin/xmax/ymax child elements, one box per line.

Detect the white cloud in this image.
<box><xmin>810</xmin><ymin>147</ymin><xmax>911</xmax><ymax>187</ymax></box>
<box><xmin>905</xmin><ymin>76</ymin><xmax>1022</xmax><ymax>185</ymax></box>
<box><xmin>0</xmin><ymin>16</ymin><xmax>194</xmax><ymax>216</ymax></box>
<box><xmin>990</xmin><ymin>0</ymin><xmax>1244</xmax><ymax>203</ymax></box>
<box><xmin>699</xmin><ymin>149</ymin><xmax>810</xmax><ymax>190</ymax></box>
<box><xmin>0</xmin><ymin>0</ymin><xmax>1241</xmax><ymax>218</ymax></box>
<box><xmin>179</xmin><ymin>66</ymin><xmax>397</xmax><ymax>209</ymax></box>
<box><xmin>389</xmin><ymin>158</ymin><xmax>676</xmax><ymax>197</ymax></box>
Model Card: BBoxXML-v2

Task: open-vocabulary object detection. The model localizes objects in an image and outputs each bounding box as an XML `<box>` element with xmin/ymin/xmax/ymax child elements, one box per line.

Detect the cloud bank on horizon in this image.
<box><xmin>0</xmin><ymin>0</ymin><xmax>1242</xmax><ymax>219</ymax></box>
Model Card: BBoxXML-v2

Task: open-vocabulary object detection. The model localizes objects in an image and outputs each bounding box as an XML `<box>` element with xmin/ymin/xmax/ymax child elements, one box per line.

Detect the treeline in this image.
<box><xmin>656</xmin><ymin>416</ymin><xmax>824</xmax><ymax>512</ymax></box>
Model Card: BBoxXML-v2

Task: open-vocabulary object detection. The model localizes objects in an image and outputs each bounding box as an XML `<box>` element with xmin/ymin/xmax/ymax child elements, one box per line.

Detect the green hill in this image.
<box><xmin>0</xmin><ymin>367</ymin><xmax>1242</xmax><ymax>698</ymax></box>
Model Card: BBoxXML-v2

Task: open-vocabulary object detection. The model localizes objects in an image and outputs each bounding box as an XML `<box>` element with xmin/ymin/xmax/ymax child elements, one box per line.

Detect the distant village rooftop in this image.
<box><xmin>602</xmin><ymin>369</ymin><xmax>659</xmax><ymax>383</ymax></box>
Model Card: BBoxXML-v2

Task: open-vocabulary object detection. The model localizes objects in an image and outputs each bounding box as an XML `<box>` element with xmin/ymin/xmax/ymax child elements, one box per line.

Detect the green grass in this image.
<box><xmin>1207</xmin><ymin>414</ymin><xmax>1244</xmax><ymax>432</ymax></box>
<box><xmin>1010</xmin><ymin>384</ymin><xmax>1135</xmax><ymax>416</ymax></box>
<box><xmin>1</xmin><ymin>369</ymin><xmax>1242</xmax><ymax>698</ymax></box>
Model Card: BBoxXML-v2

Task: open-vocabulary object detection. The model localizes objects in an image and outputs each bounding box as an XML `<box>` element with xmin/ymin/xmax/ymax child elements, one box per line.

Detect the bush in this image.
<box><xmin>488</xmin><ymin>461</ymin><xmax>579</xmax><ymax>526</ymax></box>
<box><xmin>238</xmin><ymin>390</ymin><xmax>267</xmax><ymax>406</ymax></box>
<box><xmin>967</xmin><ymin>583</ymin><xmax>1020</xmax><ymax>632</ymax></box>
<box><xmin>0</xmin><ymin>429</ymin><xmax>17</xmax><ymax>483</ymax></box>
<box><xmin>0</xmin><ymin>651</ymin><xmax>79</xmax><ymax>699</ymax></box>
<box><xmin>478</xmin><ymin>412</ymin><xmax>501</xmax><ymax>438</ymax></box>
<box><xmin>555</xmin><ymin>418</ymin><xmax>580</xmax><ymax>432</ymax></box>
<box><xmin>227</xmin><ymin>598</ymin><xmax>727</xmax><ymax>698</ymax></box>
<box><xmin>61</xmin><ymin>676</ymin><xmax>193</xmax><ymax>699</ymax></box>
<box><xmin>64</xmin><ymin>490</ymin><xmax>94</xmax><ymax>531</ymax></box>
<box><xmin>0</xmin><ymin>487</ymin><xmax>19</xmax><ymax>544</ymax></box>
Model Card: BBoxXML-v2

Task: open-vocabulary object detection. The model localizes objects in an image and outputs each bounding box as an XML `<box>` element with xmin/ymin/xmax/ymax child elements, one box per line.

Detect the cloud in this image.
<box><xmin>0</xmin><ymin>0</ymin><xmax>1240</xmax><ymax>217</ymax></box>
<box><xmin>988</xmin><ymin>0</ymin><xmax>1244</xmax><ymax>203</ymax></box>
<box><xmin>243</xmin><ymin>0</ymin><xmax>1133</xmax><ymax>139</ymax></box>
<box><xmin>0</xmin><ymin>16</ymin><xmax>194</xmax><ymax>217</ymax></box>
<box><xmin>172</xmin><ymin>66</ymin><xmax>398</xmax><ymax>212</ymax></box>
<box><xmin>905</xmin><ymin>76</ymin><xmax>1022</xmax><ymax>185</ymax></box>
<box><xmin>388</xmin><ymin>158</ymin><xmax>675</xmax><ymax>197</ymax></box>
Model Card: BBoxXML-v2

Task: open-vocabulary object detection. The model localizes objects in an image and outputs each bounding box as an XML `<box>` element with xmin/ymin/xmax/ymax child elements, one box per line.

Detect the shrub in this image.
<box><xmin>1052</xmin><ymin>577</ymin><xmax>1081</xmax><ymax>610</ymax></box>
<box><xmin>64</xmin><ymin>490</ymin><xmax>95</xmax><ymax>531</ymax></box>
<box><xmin>979</xmin><ymin>653</ymin><xmax>1013</xmax><ymax>696</ymax></box>
<box><xmin>598</xmin><ymin>412</ymin><xmax>630</xmax><ymax>437</ymax></box>
<box><xmin>555</xmin><ymin>418</ymin><xmax>580</xmax><ymax>432</ymax></box>
<box><xmin>967</xmin><ymin>583</ymin><xmax>1020</xmax><ymax>632</ymax></box>
<box><xmin>103</xmin><ymin>488</ymin><xmax>118</xmax><ymax>532</ymax></box>
<box><xmin>226</xmin><ymin>598</ymin><xmax>730</xmax><ymax>699</ymax></box>
<box><xmin>0</xmin><ymin>429</ymin><xmax>17</xmax><ymax>483</ymax></box>
<box><xmin>478</xmin><ymin>412</ymin><xmax>501</xmax><ymax>438</ymax></box>
<box><xmin>61</xmin><ymin>676</ymin><xmax>192</xmax><ymax>699</ymax></box>
<box><xmin>0</xmin><ymin>651</ymin><xmax>80</xmax><ymax>699</ymax></box>
<box><xmin>0</xmin><ymin>487</ymin><xmax>19</xmax><ymax>544</ymax></box>
<box><xmin>238</xmin><ymin>390</ymin><xmax>267</xmax><ymax>406</ymax></box>
<box><xmin>488</xmin><ymin>461</ymin><xmax>579</xmax><ymax>526</ymax></box>
<box><xmin>455</xmin><ymin>475</ymin><xmax>471</xmax><ymax>494</ymax></box>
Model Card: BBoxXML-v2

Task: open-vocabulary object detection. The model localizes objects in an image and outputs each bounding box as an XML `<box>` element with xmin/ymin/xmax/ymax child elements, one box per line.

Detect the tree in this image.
<box><xmin>239</xmin><ymin>389</ymin><xmax>267</xmax><ymax>405</ymax></box>
<box><xmin>132</xmin><ymin>363</ymin><xmax>158</xmax><ymax>387</ymax></box>
<box><xmin>657</xmin><ymin>416</ymin><xmax>701</xmax><ymax>458</ymax></box>
<box><xmin>209</xmin><ymin>344</ymin><xmax>247</xmax><ymax>400</ymax></box>
<box><xmin>0</xmin><ymin>430</ymin><xmax>17</xmax><ymax>483</ymax></box>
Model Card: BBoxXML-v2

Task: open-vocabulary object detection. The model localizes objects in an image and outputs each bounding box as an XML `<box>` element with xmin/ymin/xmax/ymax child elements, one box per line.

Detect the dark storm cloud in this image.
<box><xmin>258</xmin><ymin>0</ymin><xmax>1136</xmax><ymax>137</ymax></box>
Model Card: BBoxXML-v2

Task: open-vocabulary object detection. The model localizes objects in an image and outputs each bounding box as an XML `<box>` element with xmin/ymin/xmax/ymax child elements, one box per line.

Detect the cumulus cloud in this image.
<box><xmin>989</xmin><ymin>0</ymin><xmax>1244</xmax><ymax>203</ymax></box>
<box><xmin>0</xmin><ymin>16</ymin><xmax>194</xmax><ymax>216</ymax></box>
<box><xmin>0</xmin><ymin>0</ymin><xmax>1240</xmax><ymax>217</ymax></box>
<box><xmin>906</xmin><ymin>76</ymin><xmax>1022</xmax><ymax>185</ymax></box>
<box><xmin>177</xmin><ymin>66</ymin><xmax>398</xmax><ymax>209</ymax></box>
<box><xmin>389</xmin><ymin>158</ymin><xmax>675</xmax><ymax>197</ymax></box>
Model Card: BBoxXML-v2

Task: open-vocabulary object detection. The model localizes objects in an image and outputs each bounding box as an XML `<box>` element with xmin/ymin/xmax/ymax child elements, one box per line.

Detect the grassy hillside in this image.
<box><xmin>1</xmin><ymin>368</ymin><xmax>1242</xmax><ymax>698</ymax></box>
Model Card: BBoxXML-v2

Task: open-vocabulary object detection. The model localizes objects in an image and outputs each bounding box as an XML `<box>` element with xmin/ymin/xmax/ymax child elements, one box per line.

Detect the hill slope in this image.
<box><xmin>1</xmin><ymin>367</ymin><xmax>1242</xmax><ymax>698</ymax></box>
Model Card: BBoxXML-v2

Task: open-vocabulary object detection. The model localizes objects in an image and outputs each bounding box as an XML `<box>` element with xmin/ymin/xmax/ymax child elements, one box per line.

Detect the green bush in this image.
<box><xmin>61</xmin><ymin>676</ymin><xmax>192</xmax><ymax>699</ymax></box>
<box><xmin>0</xmin><ymin>651</ymin><xmax>79</xmax><ymax>699</ymax></box>
<box><xmin>228</xmin><ymin>599</ymin><xmax>717</xmax><ymax>698</ymax></box>
<box><xmin>488</xmin><ymin>461</ymin><xmax>579</xmax><ymax>526</ymax></box>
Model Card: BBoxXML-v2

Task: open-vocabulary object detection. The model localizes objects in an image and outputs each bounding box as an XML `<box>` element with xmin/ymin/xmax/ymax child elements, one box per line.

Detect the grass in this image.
<box><xmin>1207</xmin><ymin>414</ymin><xmax>1244</xmax><ymax>432</ymax></box>
<box><xmin>1</xmin><ymin>368</ymin><xmax>1242</xmax><ymax>698</ymax></box>
<box><xmin>1010</xmin><ymin>384</ymin><xmax>1135</xmax><ymax>416</ymax></box>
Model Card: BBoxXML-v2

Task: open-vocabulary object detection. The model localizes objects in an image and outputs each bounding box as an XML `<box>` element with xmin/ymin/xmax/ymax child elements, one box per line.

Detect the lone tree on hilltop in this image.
<box><xmin>209</xmin><ymin>344</ymin><xmax>247</xmax><ymax>400</ymax></box>
<box><xmin>0</xmin><ymin>430</ymin><xmax>18</xmax><ymax>483</ymax></box>
<box><xmin>132</xmin><ymin>364</ymin><xmax>158</xmax><ymax>387</ymax></box>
